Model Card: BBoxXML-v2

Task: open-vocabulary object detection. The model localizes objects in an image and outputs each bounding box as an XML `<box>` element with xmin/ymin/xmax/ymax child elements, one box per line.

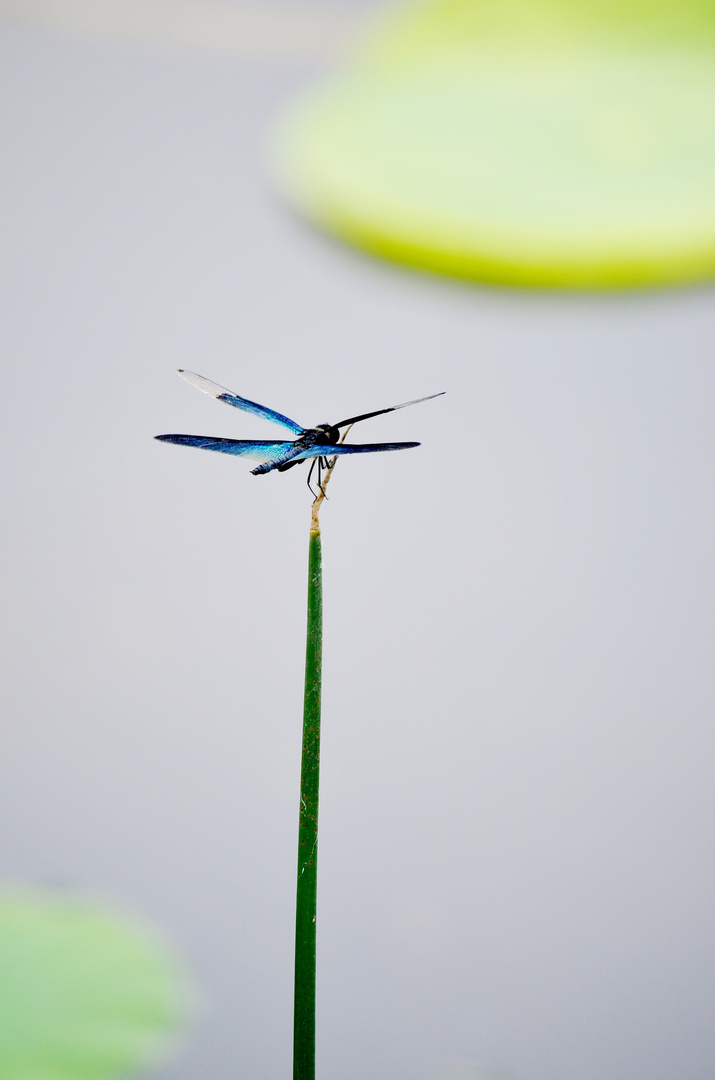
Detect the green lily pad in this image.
<box><xmin>272</xmin><ymin>0</ymin><xmax>715</xmax><ymax>288</ymax></box>
<box><xmin>0</xmin><ymin>888</ymin><xmax>189</xmax><ymax>1080</ymax></box>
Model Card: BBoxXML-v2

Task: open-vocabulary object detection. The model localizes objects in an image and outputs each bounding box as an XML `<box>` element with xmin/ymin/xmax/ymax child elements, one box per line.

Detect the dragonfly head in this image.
<box><xmin>314</xmin><ymin>423</ymin><xmax>340</xmax><ymax>445</ymax></box>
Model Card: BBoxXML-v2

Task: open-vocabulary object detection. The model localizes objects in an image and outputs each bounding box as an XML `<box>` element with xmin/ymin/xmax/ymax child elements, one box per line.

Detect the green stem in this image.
<box><xmin>294</xmin><ymin>527</ymin><xmax>322</xmax><ymax>1080</ymax></box>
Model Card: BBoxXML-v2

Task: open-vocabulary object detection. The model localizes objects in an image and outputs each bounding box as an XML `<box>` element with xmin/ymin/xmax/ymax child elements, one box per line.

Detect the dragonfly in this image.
<box><xmin>156</xmin><ymin>370</ymin><xmax>444</xmax><ymax>495</ymax></box>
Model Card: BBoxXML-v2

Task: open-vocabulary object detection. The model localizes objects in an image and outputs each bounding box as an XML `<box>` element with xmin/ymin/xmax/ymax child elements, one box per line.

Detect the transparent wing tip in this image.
<box><xmin>176</xmin><ymin>369</ymin><xmax>227</xmax><ymax>397</ymax></box>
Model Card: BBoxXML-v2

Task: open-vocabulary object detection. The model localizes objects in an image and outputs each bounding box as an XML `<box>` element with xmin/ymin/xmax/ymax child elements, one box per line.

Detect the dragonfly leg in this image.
<box><xmin>317</xmin><ymin>456</ymin><xmax>330</xmax><ymax>499</ymax></box>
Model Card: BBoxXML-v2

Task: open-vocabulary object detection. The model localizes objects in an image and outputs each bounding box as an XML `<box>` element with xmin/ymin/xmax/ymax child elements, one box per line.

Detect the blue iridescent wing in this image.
<box><xmin>155</xmin><ymin>434</ymin><xmax>298</xmax><ymax>465</ymax></box>
<box><xmin>177</xmin><ymin>370</ymin><xmax>305</xmax><ymax>435</ymax></box>
<box><xmin>294</xmin><ymin>442</ymin><xmax>420</xmax><ymax>459</ymax></box>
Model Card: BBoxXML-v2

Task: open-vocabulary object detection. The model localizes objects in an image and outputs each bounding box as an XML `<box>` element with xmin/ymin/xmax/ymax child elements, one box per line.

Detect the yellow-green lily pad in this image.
<box><xmin>271</xmin><ymin>0</ymin><xmax>715</xmax><ymax>288</ymax></box>
<box><xmin>0</xmin><ymin>889</ymin><xmax>189</xmax><ymax>1080</ymax></box>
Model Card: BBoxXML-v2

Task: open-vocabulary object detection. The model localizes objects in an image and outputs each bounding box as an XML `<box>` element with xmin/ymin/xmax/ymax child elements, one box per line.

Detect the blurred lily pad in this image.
<box><xmin>0</xmin><ymin>888</ymin><xmax>189</xmax><ymax>1080</ymax></box>
<box><xmin>272</xmin><ymin>0</ymin><xmax>715</xmax><ymax>289</ymax></box>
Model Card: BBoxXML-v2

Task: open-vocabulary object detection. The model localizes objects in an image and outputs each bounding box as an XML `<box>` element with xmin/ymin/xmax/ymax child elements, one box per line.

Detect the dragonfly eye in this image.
<box><xmin>316</xmin><ymin>424</ymin><xmax>339</xmax><ymax>444</ymax></box>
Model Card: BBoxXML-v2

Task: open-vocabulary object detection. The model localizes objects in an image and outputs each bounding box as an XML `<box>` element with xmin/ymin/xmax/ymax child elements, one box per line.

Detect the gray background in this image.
<box><xmin>1</xmin><ymin>4</ymin><xmax>714</xmax><ymax>1080</ymax></box>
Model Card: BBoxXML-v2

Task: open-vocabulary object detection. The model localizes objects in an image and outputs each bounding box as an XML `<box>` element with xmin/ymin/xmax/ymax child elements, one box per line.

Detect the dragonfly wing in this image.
<box><xmin>155</xmin><ymin>435</ymin><xmax>297</xmax><ymax>464</ymax></box>
<box><xmin>294</xmin><ymin>442</ymin><xmax>420</xmax><ymax>459</ymax></box>
<box><xmin>177</xmin><ymin>370</ymin><xmax>305</xmax><ymax>435</ymax></box>
<box><xmin>333</xmin><ymin>392</ymin><xmax>444</xmax><ymax>429</ymax></box>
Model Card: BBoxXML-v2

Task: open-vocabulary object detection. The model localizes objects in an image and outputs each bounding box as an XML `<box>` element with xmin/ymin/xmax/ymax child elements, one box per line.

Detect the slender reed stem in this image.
<box><xmin>294</xmin><ymin>433</ymin><xmax>351</xmax><ymax>1080</ymax></box>
<box><xmin>293</xmin><ymin>526</ymin><xmax>322</xmax><ymax>1080</ymax></box>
